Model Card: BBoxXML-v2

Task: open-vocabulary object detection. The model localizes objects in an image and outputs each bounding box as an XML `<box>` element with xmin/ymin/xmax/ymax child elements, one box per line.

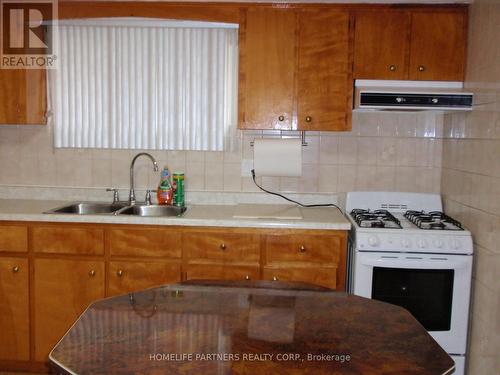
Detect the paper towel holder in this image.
<box><xmin>250</xmin><ymin>131</ymin><xmax>308</xmax><ymax>147</ymax></box>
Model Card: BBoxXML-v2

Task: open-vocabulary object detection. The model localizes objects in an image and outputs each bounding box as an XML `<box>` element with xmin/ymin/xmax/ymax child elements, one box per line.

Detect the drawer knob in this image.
<box><xmin>220</xmin><ymin>243</ymin><xmax>227</xmax><ymax>250</ymax></box>
<box><xmin>305</xmin><ymin>116</ymin><xmax>312</xmax><ymax>123</ymax></box>
<box><xmin>244</xmin><ymin>275</ymin><xmax>250</xmax><ymax>280</ymax></box>
<box><xmin>299</xmin><ymin>245</ymin><xmax>306</xmax><ymax>253</ymax></box>
<box><xmin>117</xmin><ymin>269</ymin><xmax>124</xmax><ymax>277</ymax></box>
<box><xmin>89</xmin><ymin>270</ymin><xmax>96</xmax><ymax>277</ymax></box>
<box><xmin>278</xmin><ymin>115</ymin><xmax>285</xmax><ymax>122</ymax></box>
<box><xmin>272</xmin><ymin>276</ymin><xmax>278</xmax><ymax>281</ymax></box>
<box><xmin>389</xmin><ymin>64</ymin><xmax>396</xmax><ymax>71</ymax></box>
<box><xmin>418</xmin><ymin>65</ymin><xmax>425</xmax><ymax>72</ymax></box>
<box><xmin>12</xmin><ymin>266</ymin><xmax>19</xmax><ymax>273</ymax></box>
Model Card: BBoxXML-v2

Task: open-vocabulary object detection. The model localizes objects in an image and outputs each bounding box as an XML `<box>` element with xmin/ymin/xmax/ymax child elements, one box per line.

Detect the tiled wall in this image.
<box><xmin>441</xmin><ymin>0</ymin><xmax>500</xmax><ymax>373</ymax></box>
<box><xmin>0</xmin><ymin>111</ymin><xmax>442</xmax><ymax>195</ymax></box>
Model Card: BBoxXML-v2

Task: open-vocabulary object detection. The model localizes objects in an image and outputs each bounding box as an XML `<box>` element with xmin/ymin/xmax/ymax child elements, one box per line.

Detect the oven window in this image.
<box><xmin>372</xmin><ymin>267</ymin><xmax>454</xmax><ymax>331</ymax></box>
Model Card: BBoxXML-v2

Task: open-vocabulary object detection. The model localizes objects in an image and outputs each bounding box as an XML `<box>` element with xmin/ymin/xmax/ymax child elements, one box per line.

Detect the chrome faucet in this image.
<box><xmin>129</xmin><ymin>153</ymin><xmax>159</xmax><ymax>205</ymax></box>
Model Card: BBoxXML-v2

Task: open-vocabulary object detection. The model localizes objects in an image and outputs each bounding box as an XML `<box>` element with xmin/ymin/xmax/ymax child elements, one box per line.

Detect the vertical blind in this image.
<box><xmin>48</xmin><ymin>18</ymin><xmax>239</xmax><ymax>150</ymax></box>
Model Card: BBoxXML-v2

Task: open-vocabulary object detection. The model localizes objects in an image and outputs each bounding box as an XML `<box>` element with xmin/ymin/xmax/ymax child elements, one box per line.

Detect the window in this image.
<box><xmin>48</xmin><ymin>18</ymin><xmax>238</xmax><ymax>151</ymax></box>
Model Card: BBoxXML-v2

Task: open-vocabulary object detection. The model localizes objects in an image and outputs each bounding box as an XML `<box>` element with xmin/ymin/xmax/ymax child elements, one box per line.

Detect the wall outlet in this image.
<box><xmin>241</xmin><ymin>159</ymin><xmax>253</xmax><ymax>177</ymax></box>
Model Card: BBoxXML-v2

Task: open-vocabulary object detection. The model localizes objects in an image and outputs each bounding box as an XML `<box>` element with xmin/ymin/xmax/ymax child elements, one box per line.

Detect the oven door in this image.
<box><xmin>353</xmin><ymin>251</ymin><xmax>472</xmax><ymax>354</ymax></box>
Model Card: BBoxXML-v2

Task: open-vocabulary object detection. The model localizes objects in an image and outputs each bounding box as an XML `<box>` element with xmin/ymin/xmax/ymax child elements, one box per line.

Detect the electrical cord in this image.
<box><xmin>251</xmin><ymin>169</ymin><xmax>344</xmax><ymax>214</ymax></box>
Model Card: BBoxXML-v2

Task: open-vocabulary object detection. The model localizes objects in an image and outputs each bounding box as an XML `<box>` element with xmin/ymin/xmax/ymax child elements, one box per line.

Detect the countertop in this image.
<box><xmin>0</xmin><ymin>199</ymin><xmax>350</xmax><ymax>230</ymax></box>
<box><xmin>49</xmin><ymin>280</ymin><xmax>454</xmax><ymax>375</ymax></box>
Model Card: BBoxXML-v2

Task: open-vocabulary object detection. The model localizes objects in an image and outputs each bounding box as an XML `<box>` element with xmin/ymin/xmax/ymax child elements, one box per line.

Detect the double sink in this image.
<box><xmin>45</xmin><ymin>202</ymin><xmax>187</xmax><ymax>217</ymax></box>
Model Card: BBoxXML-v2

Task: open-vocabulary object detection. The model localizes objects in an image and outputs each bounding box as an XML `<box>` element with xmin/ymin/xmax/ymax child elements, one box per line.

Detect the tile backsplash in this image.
<box><xmin>0</xmin><ymin>111</ymin><xmax>443</xmax><ymax>195</ymax></box>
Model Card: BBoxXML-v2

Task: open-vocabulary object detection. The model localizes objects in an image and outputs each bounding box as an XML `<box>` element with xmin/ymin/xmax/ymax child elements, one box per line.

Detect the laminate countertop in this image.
<box><xmin>49</xmin><ymin>281</ymin><xmax>454</xmax><ymax>375</ymax></box>
<box><xmin>0</xmin><ymin>199</ymin><xmax>350</xmax><ymax>230</ymax></box>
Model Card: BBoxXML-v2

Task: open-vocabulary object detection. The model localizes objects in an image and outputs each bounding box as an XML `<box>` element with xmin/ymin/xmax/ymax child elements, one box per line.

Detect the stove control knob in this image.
<box><xmin>368</xmin><ymin>235</ymin><xmax>380</xmax><ymax>247</ymax></box>
<box><xmin>417</xmin><ymin>239</ymin><xmax>428</xmax><ymax>249</ymax></box>
<box><xmin>433</xmin><ymin>238</ymin><xmax>444</xmax><ymax>249</ymax></box>
<box><xmin>450</xmin><ymin>238</ymin><xmax>461</xmax><ymax>250</ymax></box>
<box><xmin>401</xmin><ymin>238</ymin><xmax>411</xmax><ymax>248</ymax></box>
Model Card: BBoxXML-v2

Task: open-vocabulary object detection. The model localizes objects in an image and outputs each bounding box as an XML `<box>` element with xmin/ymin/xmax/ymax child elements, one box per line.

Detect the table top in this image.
<box><xmin>49</xmin><ymin>281</ymin><xmax>454</xmax><ymax>375</ymax></box>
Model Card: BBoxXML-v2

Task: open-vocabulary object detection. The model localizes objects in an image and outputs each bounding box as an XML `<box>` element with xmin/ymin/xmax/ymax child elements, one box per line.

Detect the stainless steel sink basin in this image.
<box><xmin>116</xmin><ymin>205</ymin><xmax>187</xmax><ymax>217</ymax></box>
<box><xmin>45</xmin><ymin>202</ymin><xmax>128</xmax><ymax>215</ymax></box>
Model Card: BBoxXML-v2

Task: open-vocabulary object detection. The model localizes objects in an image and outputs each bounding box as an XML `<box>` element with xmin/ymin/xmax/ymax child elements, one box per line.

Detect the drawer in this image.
<box><xmin>265</xmin><ymin>234</ymin><xmax>341</xmax><ymax>264</ymax></box>
<box><xmin>0</xmin><ymin>225</ymin><xmax>28</xmax><ymax>253</ymax></box>
<box><xmin>184</xmin><ymin>232</ymin><xmax>260</xmax><ymax>262</ymax></box>
<box><xmin>263</xmin><ymin>266</ymin><xmax>338</xmax><ymax>290</ymax></box>
<box><xmin>109</xmin><ymin>227</ymin><xmax>182</xmax><ymax>258</ymax></box>
<box><xmin>32</xmin><ymin>226</ymin><xmax>104</xmax><ymax>255</ymax></box>
<box><xmin>185</xmin><ymin>264</ymin><xmax>260</xmax><ymax>282</ymax></box>
<box><xmin>108</xmin><ymin>261</ymin><xmax>181</xmax><ymax>296</ymax></box>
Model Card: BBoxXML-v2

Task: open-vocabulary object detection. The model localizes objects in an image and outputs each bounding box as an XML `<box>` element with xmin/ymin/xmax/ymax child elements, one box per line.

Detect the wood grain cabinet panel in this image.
<box><xmin>34</xmin><ymin>258</ymin><xmax>104</xmax><ymax>361</ymax></box>
<box><xmin>263</xmin><ymin>266</ymin><xmax>337</xmax><ymax>289</ymax></box>
<box><xmin>184</xmin><ymin>231</ymin><xmax>260</xmax><ymax>262</ymax></box>
<box><xmin>185</xmin><ymin>264</ymin><xmax>260</xmax><ymax>282</ymax></box>
<box><xmin>108</xmin><ymin>260</ymin><xmax>181</xmax><ymax>297</ymax></box>
<box><xmin>0</xmin><ymin>225</ymin><xmax>28</xmax><ymax>253</ymax></box>
<box><xmin>265</xmin><ymin>234</ymin><xmax>341</xmax><ymax>264</ymax></box>
<box><xmin>297</xmin><ymin>9</ymin><xmax>351</xmax><ymax>131</ymax></box>
<box><xmin>108</xmin><ymin>227</ymin><xmax>182</xmax><ymax>258</ymax></box>
<box><xmin>238</xmin><ymin>7</ymin><xmax>296</xmax><ymax>130</ymax></box>
<box><xmin>0</xmin><ymin>257</ymin><xmax>29</xmax><ymax>361</ymax></box>
<box><xmin>32</xmin><ymin>225</ymin><xmax>104</xmax><ymax>255</ymax></box>
<box><xmin>409</xmin><ymin>11</ymin><xmax>467</xmax><ymax>81</ymax></box>
<box><xmin>353</xmin><ymin>11</ymin><xmax>410</xmax><ymax>79</ymax></box>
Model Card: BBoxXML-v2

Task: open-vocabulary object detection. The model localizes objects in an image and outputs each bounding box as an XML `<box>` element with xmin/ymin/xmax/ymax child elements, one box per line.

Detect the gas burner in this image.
<box><xmin>350</xmin><ymin>209</ymin><xmax>402</xmax><ymax>229</ymax></box>
<box><xmin>404</xmin><ymin>210</ymin><xmax>463</xmax><ymax>230</ymax></box>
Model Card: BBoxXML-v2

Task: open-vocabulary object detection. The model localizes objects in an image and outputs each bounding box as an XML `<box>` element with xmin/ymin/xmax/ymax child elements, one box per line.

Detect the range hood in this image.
<box><xmin>354</xmin><ymin>80</ymin><xmax>473</xmax><ymax>111</ymax></box>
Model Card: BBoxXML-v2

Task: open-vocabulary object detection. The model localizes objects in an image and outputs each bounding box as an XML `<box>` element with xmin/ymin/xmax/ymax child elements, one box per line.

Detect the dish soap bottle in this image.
<box><xmin>157</xmin><ymin>166</ymin><xmax>173</xmax><ymax>205</ymax></box>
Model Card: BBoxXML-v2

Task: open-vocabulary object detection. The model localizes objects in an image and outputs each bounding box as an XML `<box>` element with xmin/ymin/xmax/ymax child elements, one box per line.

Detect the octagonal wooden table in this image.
<box><xmin>49</xmin><ymin>280</ymin><xmax>454</xmax><ymax>375</ymax></box>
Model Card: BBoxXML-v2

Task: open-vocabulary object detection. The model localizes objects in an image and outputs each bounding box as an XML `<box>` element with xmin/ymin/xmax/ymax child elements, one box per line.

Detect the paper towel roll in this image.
<box><xmin>253</xmin><ymin>138</ymin><xmax>302</xmax><ymax>177</ymax></box>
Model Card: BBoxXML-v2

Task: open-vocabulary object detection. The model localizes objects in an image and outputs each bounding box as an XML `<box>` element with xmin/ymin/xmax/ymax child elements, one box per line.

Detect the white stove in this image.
<box><xmin>346</xmin><ymin>192</ymin><xmax>473</xmax><ymax>375</ymax></box>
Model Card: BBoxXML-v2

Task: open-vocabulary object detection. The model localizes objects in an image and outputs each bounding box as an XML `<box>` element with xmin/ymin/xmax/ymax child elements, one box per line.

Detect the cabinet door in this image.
<box><xmin>34</xmin><ymin>258</ymin><xmax>104</xmax><ymax>361</ymax></box>
<box><xmin>409</xmin><ymin>11</ymin><xmax>467</xmax><ymax>81</ymax></box>
<box><xmin>0</xmin><ymin>257</ymin><xmax>29</xmax><ymax>360</ymax></box>
<box><xmin>238</xmin><ymin>7</ymin><xmax>296</xmax><ymax>130</ymax></box>
<box><xmin>0</xmin><ymin>69</ymin><xmax>46</xmax><ymax>125</ymax></box>
<box><xmin>353</xmin><ymin>11</ymin><xmax>410</xmax><ymax>79</ymax></box>
<box><xmin>186</xmin><ymin>264</ymin><xmax>260</xmax><ymax>282</ymax></box>
<box><xmin>263</xmin><ymin>266</ymin><xmax>338</xmax><ymax>290</ymax></box>
<box><xmin>108</xmin><ymin>260</ymin><xmax>181</xmax><ymax>296</ymax></box>
<box><xmin>297</xmin><ymin>10</ymin><xmax>351</xmax><ymax>131</ymax></box>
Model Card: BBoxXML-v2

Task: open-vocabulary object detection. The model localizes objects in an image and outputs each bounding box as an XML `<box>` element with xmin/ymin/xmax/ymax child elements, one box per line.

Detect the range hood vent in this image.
<box><xmin>354</xmin><ymin>80</ymin><xmax>473</xmax><ymax>112</ymax></box>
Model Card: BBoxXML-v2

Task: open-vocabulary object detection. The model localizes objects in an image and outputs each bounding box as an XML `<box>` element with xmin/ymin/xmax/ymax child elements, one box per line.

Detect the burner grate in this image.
<box><xmin>350</xmin><ymin>209</ymin><xmax>402</xmax><ymax>229</ymax></box>
<box><xmin>404</xmin><ymin>210</ymin><xmax>463</xmax><ymax>230</ymax></box>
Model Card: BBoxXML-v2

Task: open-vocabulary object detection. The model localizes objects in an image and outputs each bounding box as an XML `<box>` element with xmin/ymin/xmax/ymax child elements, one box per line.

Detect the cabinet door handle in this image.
<box><xmin>12</xmin><ymin>266</ymin><xmax>20</xmax><ymax>273</ymax></box>
<box><xmin>244</xmin><ymin>275</ymin><xmax>250</xmax><ymax>280</ymax></box>
<box><xmin>418</xmin><ymin>65</ymin><xmax>425</xmax><ymax>72</ymax></box>
<box><xmin>299</xmin><ymin>245</ymin><xmax>306</xmax><ymax>253</ymax></box>
<box><xmin>278</xmin><ymin>115</ymin><xmax>285</xmax><ymax>122</ymax></box>
<box><xmin>272</xmin><ymin>276</ymin><xmax>279</xmax><ymax>281</ymax></box>
<box><xmin>389</xmin><ymin>64</ymin><xmax>396</xmax><ymax>71</ymax></box>
<box><xmin>220</xmin><ymin>243</ymin><xmax>226</xmax><ymax>250</ymax></box>
<box><xmin>89</xmin><ymin>270</ymin><xmax>96</xmax><ymax>277</ymax></box>
<box><xmin>117</xmin><ymin>269</ymin><xmax>124</xmax><ymax>277</ymax></box>
<box><xmin>305</xmin><ymin>116</ymin><xmax>312</xmax><ymax>123</ymax></box>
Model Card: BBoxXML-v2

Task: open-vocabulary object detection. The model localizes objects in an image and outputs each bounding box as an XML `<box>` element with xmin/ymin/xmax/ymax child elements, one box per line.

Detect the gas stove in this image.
<box><xmin>346</xmin><ymin>192</ymin><xmax>472</xmax><ymax>255</ymax></box>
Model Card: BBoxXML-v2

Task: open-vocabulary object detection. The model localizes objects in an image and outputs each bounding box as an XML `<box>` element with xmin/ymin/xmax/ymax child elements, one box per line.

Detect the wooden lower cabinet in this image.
<box><xmin>263</xmin><ymin>266</ymin><xmax>338</xmax><ymax>289</ymax></box>
<box><xmin>185</xmin><ymin>264</ymin><xmax>260</xmax><ymax>281</ymax></box>
<box><xmin>33</xmin><ymin>258</ymin><xmax>104</xmax><ymax>361</ymax></box>
<box><xmin>0</xmin><ymin>257</ymin><xmax>29</xmax><ymax>361</ymax></box>
<box><xmin>108</xmin><ymin>260</ymin><xmax>181</xmax><ymax>296</ymax></box>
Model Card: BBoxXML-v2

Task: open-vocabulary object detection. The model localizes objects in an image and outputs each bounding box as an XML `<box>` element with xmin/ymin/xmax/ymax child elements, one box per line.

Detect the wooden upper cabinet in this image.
<box><xmin>297</xmin><ymin>9</ymin><xmax>351</xmax><ymax>131</ymax></box>
<box><xmin>0</xmin><ymin>69</ymin><xmax>46</xmax><ymax>125</ymax></box>
<box><xmin>353</xmin><ymin>8</ymin><xmax>467</xmax><ymax>81</ymax></box>
<box><xmin>0</xmin><ymin>257</ymin><xmax>30</xmax><ymax>361</ymax></box>
<box><xmin>238</xmin><ymin>7</ymin><xmax>296</xmax><ymax>130</ymax></box>
<box><xmin>409</xmin><ymin>11</ymin><xmax>467</xmax><ymax>81</ymax></box>
<box><xmin>353</xmin><ymin>11</ymin><xmax>410</xmax><ymax>79</ymax></box>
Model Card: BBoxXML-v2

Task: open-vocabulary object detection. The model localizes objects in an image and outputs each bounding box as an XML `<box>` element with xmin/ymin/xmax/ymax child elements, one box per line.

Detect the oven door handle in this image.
<box><xmin>358</xmin><ymin>256</ymin><xmax>470</xmax><ymax>270</ymax></box>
